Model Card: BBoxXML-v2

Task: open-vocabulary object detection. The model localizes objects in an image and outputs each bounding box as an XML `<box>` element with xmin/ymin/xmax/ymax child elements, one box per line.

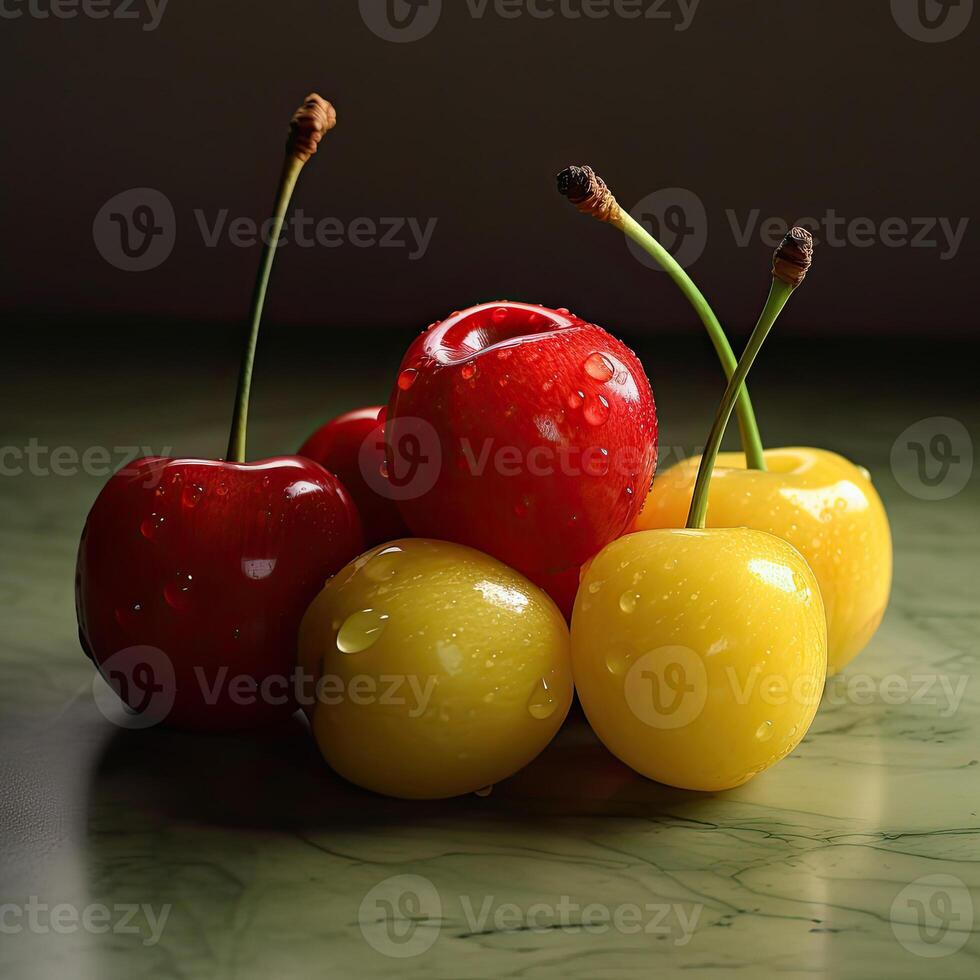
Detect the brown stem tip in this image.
<box><xmin>556</xmin><ymin>165</ymin><xmax>621</xmax><ymax>224</ymax></box>
<box><xmin>288</xmin><ymin>93</ymin><xmax>337</xmax><ymax>163</ymax></box>
<box><xmin>772</xmin><ymin>226</ymin><xmax>814</xmax><ymax>288</ymax></box>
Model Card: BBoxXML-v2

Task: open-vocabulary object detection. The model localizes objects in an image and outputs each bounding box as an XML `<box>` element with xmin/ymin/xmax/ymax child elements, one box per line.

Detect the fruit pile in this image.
<box><xmin>76</xmin><ymin>96</ymin><xmax>892</xmax><ymax>798</ymax></box>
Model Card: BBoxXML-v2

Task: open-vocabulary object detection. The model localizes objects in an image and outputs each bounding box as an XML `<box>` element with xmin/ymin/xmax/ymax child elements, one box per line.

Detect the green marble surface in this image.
<box><xmin>1</xmin><ymin>337</ymin><xmax>977</xmax><ymax>978</ymax></box>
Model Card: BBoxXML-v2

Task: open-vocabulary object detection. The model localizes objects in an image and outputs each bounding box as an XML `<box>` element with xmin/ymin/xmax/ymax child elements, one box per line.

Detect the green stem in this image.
<box><xmin>687</xmin><ymin>280</ymin><xmax>794</xmax><ymax>529</ymax></box>
<box><xmin>226</xmin><ymin>154</ymin><xmax>304</xmax><ymax>463</ymax></box>
<box><xmin>616</xmin><ymin>211</ymin><xmax>767</xmax><ymax>472</ymax></box>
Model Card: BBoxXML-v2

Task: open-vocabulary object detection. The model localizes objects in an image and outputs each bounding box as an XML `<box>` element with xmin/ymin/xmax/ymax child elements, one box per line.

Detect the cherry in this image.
<box><xmin>385</xmin><ymin>301</ymin><xmax>658</xmax><ymax>617</ymax></box>
<box><xmin>75</xmin><ymin>95</ymin><xmax>364</xmax><ymax>730</ymax></box>
<box><xmin>298</xmin><ymin>406</ymin><xmax>409</xmax><ymax>547</ymax></box>
<box><xmin>77</xmin><ymin>456</ymin><xmax>361</xmax><ymax>729</ymax></box>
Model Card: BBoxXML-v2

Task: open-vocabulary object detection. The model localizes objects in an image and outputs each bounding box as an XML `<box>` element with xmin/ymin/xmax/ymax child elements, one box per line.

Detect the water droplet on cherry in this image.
<box><xmin>397</xmin><ymin>368</ymin><xmax>418</xmax><ymax>391</ymax></box>
<box><xmin>114</xmin><ymin>603</ymin><xmax>143</xmax><ymax>629</ymax></box>
<box><xmin>491</xmin><ymin>307</ymin><xmax>508</xmax><ymax>323</ymax></box>
<box><xmin>605</xmin><ymin>646</ymin><xmax>629</xmax><ymax>676</ymax></box>
<box><xmin>140</xmin><ymin>513</ymin><xmax>164</xmax><ymax>540</ymax></box>
<box><xmin>181</xmin><ymin>483</ymin><xmax>205</xmax><ymax>509</ymax></box>
<box><xmin>567</xmin><ymin>390</ymin><xmax>585</xmax><ymax>409</ymax></box>
<box><xmin>584</xmin><ymin>352</ymin><xmax>615</xmax><ymax>382</ymax></box>
<box><xmin>337</xmin><ymin>609</ymin><xmax>389</xmax><ymax>654</ymax></box>
<box><xmin>619</xmin><ymin>591</ymin><xmax>639</xmax><ymax>614</ymax></box>
<box><xmin>461</xmin><ymin>362</ymin><xmax>478</xmax><ymax>380</ymax></box>
<box><xmin>527</xmin><ymin>677</ymin><xmax>557</xmax><ymax>719</ymax></box>
<box><xmin>164</xmin><ymin>572</ymin><xmax>194</xmax><ymax>611</ymax></box>
<box><xmin>583</xmin><ymin>394</ymin><xmax>610</xmax><ymax>426</ymax></box>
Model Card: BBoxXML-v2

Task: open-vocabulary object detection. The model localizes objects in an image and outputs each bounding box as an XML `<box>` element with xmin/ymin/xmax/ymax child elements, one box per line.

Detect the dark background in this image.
<box><xmin>1</xmin><ymin>0</ymin><xmax>976</xmax><ymax>343</ymax></box>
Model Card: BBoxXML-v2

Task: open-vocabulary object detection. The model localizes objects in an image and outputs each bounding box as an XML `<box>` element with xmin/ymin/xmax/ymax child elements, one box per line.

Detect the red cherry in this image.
<box><xmin>298</xmin><ymin>407</ymin><xmax>409</xmax><ymax>547</ymax></box>
<box><xmin>75</xmin><ymin>95</ymin><xmax>361</xmax><ymax>729</ymax></box>
<box><xmin>386</xmin><ymin>301</ymin><xmax>658</xmax><ymax>616</ymax></box>
<box><xmin>76</xmin><ymin>456</ymin><xmax>362</xmax><ymax>730</ymax></box>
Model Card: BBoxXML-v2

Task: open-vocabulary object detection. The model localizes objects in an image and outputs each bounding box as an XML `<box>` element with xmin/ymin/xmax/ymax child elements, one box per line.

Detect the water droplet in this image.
<box><xmin>584</xmin><ymin>352</ymin><xmax>615</xmax><ymax>382</ymax></box>
<box><xmin>556</xmin><ymin>307</ymin><xmax>571</xmax><ymax>316</ymax></box>
<box><xmin>690</xmin><ymin>592</ymin><xmax>700</xmax><ymax>601</ymax></box>
<box><xmin>397</xmin><ymin>368</ymin><xmax>418</xmax><ymax>391</ymax></box>
<box><xmin>364</xmin><ymin>546</ymin><xmax>402</xmax><ymax>582</ymax></box>
<box><xmin>619</xmin><ymin>591</ymin><xmax>639</xmax><ymax>614</ymax></box>
<box><xmin>114</xmin><ymin>603</ymin><xmax>143</xmax><ymax>629</ymax></box>
<box><xmin>624</xmin><ymin>485</ymin><xmax>634</xmax><ymax>498</ymax></box>
<box><xmin>164</xmin><ymin>572</ymin><xmax>194</xmax><ymax>611</ymax></box>
<box><xmin>461</xmin><ymin>362</ymin><xmax>478</xmax><ymax>381</ymax></box>
<box><xmin>542</xmin><ymin>379</ymin><xmax>554</xmax><ymax>393</ymax></box>
<box><xmin>498</xmin><ymin>375</ymin><xmax>510</xmax><ymax>387</ymax></box>
<box><xmin>337</xmin><ymin>609</ymin><xmax>389</xmax><ymax>654</ymax></box>
<box><xmin>496</xmin><ymin>349</ymin><xmax>513</xmax><ymax>361</ymax></box>
<box><xmin>527</xmin><ymin>677</ymin><xmax>558</xmax><ymax>719</ymax></box>
<box><xmin>567</xmin><ymin>390</ymin><xmax>585</xmax><ymax>409</ymax></box>
<box><xmin>587</xmin><ymin>581</ymin><xmax>601</xmax><ymax>595</ymax></box>
<box><xmin>755</xmin><ymin>720</ymin><xmax>774</xmax><ymax>741</ymax></box>
<box><xmin>583</xmin><ymin>394</ymin><xmax>609</xmax><ymax>426</ymax></box>
<box><xmin>583</xmin><ymin>447</ymin><xmax>610</xmax><ymax>478</ymax></box>
<box><xmin>181</xmin><ymin>483</ymin><xmax>205</xmax><ymax>509</ymax></box>
<box><xmin>215</xmin><ymin>483</ymin><xmax>229</xmax><ymax>497</ymax></box>
<box><xmin>232</xmin><ymin>627</ymin><xmax>241</xmax><ymax>640</ymax></box>
<box><xmin>605</xmin><ymin>646</ymin><xmax>629</xmax><ymax>676</ymax></box>
<box><xmin>491</xmin><ymin>307</ymin><xmax>508</xmax><ymax>323</ymax></box>
<box><xmin>475</xmin><ymin>785</ymin><xmax>493</xmax><ymax>797</ymax></box>
<box><xmin>379</xmin><ymin>458</ymin><xmax>389</xmax><ymax>479</ymax></box>
<box><xmin>857</xmin><ymin>465</ymin><xmax>871</xmax><ymax>482</ymax></box>
<box><xmin>140</xmin><ymin>513</ymin><xmax>164</xmax><ymax>540</ymax></box>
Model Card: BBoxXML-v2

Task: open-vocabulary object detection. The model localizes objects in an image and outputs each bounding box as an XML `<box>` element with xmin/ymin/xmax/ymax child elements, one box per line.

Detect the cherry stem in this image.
<box><xmin>686</xmin><ymin>280</ymin><xmax>793</xmax><ymax>529</ymax></box>
<box><xmin>615</xmin><ymin>211</ymin><xmax>767</xmax><ymax>471</ymax></box>
<box><xmin>226</xmin><ymin>156</ymin><xmax>304</xmax><ymax>463</ymax></box>
<box><xmin>226</xmin><ymin>93</ymin><xmax>335</xmax><ymax>463</ymax></box>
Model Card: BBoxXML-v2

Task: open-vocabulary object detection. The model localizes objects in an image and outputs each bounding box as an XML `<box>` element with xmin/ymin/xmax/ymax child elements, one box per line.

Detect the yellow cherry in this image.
<box><xmin>298</xmin><ymin>539</ymin><xmax>573</xmax><ymax>799</ymax></box>
<box><xmin>634</xmin><ymin>447</ymin><xmax>892</xmax><ymax>674</ymax></box>
<box><xmin>571</xmin><ymin>527</ymin><xmax>827</xmax><ymax>791</ymax></box>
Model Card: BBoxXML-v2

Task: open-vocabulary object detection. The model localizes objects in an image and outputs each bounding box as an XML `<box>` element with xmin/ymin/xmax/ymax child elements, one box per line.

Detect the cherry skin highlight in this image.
<box><xmin>385</xmin><ymin>301</ymin><xmax>658</xmax><ymax>616</ymax></box>
<box><xmin>299</xmin><ymin>406</ymin><xmax>409</xmax><ymax>547</ymax></box>
<box><xmin>76</xmin><ymin>455</ymin><xmax>363</xmax><ymax>730</ymax></box>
